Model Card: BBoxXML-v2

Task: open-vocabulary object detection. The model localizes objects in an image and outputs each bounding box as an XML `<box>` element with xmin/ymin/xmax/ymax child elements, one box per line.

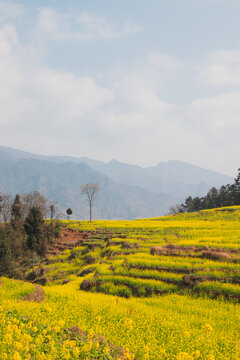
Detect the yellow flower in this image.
<box><xmin>49</xmin><ymin>340</ymin><xmax>55</xmax><ymax>348</ymax></box>
<box><xmin>53</xmin><ymin>326</ymin><xmax>61</xmax><ymax>333</ymax></box>
<box><xmin>61</xmin><ymin>347</ymin><xmax>71</xmax><ymax>360</ymax></box>
<box><xmin>206</xmin><ymin>353</ymin><xmax>215</xmax><ymax>360</ymax></box>
<box><xmin>183</xmin><ymin>331</ymin><xmax>190</xmax><ymax>338</ymax></box>
<box><xmin>159</xmin><ymin>348</ymin><xmax>166</xmax><ymax>356</ymax></box>
<box><xmin>82</xmin><ymin>344</ymin><xmax>88</xmax><ymax>353</ymax></box>
<box><xmin>73</xmin><ymin>347</ymin><xmax>80</xmax><ymax>357</ymax></box>
<box><xmin>103</xmin><ymin>346</ymin><xmax>110</xmax><ymax>355</ymax></box>
<box><xmin>14</xmin><ymin>342</ymin><xmax>24</xmax><ymax>351</ymax></box>
<box><xmin>58</xmin><ymin>320</ymin><xmax>65</xmax><ymax>327</ymax></box>
<box><xmin>96</xmin><ymin>315</ymin><xmax>102</xmax><ymax>322</ymax></box>
<box><xmin>13</xmin><ymin>352</ymin><xmax>22</xmax><ymax>360</ymax></box>
<box><xmin>50</xmin><ymin>347</ymin><xmax>58</xmax><ymax>357</ymax></box>
<box><xmin>87</xmin><ymin>329</ymin><xmax>94</xmax><ymax>339</ymax></box>
<box><xmin>123</xmin><ymin>318</ymin><xmax>134</xmax><ymax>331</ymax></box>
<box><xmin>143</xmin><ymin>345</ymin><xmax>150</xmax><ymax>353</ymax></box>
<box><xmin>124</xmin><ymin>353</ymin><xmax>135</xmax><ymax>360</ymax></box>
<box><xmin>194</xmin><ymin>350</ymin><xmax>201</xmax><ymax>359</ymax></box>
<box><xmin>4</xmin><ymin>333</ymin><xmax>12</xmax><ymax>343</ymax></box>
<box><xmin>202</xmin><ymin>324</ymin><xmax>213</xmax><ymax>332</ymax></box>
<box><xmin>177</xmin><ymin>352</ymin><xmax>194</xmax><ymax>360</ymax></box>
<box><xmin>36</xmin><ymin>334</ymin><xmax>44</xmax><ymax>345</ymax></box>
<box><xmin>81</xmin><ymin>325</ymin><xmax>87</xmax><ymax>332</ymax></box>
<box><xmin>38</xmin><ymin>353</ymin><xmax>47</xmax><ymax>360</ymax></box>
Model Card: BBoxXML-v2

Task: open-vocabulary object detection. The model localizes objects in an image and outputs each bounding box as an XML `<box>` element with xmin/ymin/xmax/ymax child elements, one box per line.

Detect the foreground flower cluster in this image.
<box><xmin>0</xmin><ymin>280</ymin><xmax>135</xmax><ymax>359</ymax></box>
<box><xmin>0</xmin><ymin>277</ymin><xmax>240</xmax><ymax>359</ymax></box>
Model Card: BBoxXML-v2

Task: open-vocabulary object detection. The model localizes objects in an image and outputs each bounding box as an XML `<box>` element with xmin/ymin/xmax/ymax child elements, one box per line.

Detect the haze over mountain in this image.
<box><xmin>0</xmin><ymin>146</ymin><xmax>233</xmax><ymax>220</ymax></box>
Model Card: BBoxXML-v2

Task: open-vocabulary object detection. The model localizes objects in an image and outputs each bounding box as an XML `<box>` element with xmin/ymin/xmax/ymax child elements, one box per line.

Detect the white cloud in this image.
<box><xmin>199</xmin><ymin>50</ymin><xmax>240</xmax><ymax>86</ymax></box>
<box><xmin>0</xmin><ymin>23</ymin><xmax>113</xmax><ymax>131</ymax></box>
<box><xmin>189</xmin><ymin>91</ymin><xmax>240</xmax><ymax>131</ymax></box>
<box><xmin>114</xmin><ymin>73</ymin><xmax>171</xmax><ymax>114</ymax></box>
<box><xmin>210</xmin><ymin>50</ymin><xmax>240</xmax><ymax>65</ymax></box>
<box><xmin>35</xmin><ymin>8</ymin><xmax>141</xmax><ymax>43</ymax></box>
<box><xmin>77</xmin><ymin>11</ymin><xmax>141</xmax><ymax>39</ymax></box>
<box><xmin>0</xmin><ymin>2</ymin><xmax>23</xmax><ymax>24</ymax></box>
<box><xmin>148</xmin><ymin>53</ymin><xmax>181</xmax><ymax>69</ymax></box>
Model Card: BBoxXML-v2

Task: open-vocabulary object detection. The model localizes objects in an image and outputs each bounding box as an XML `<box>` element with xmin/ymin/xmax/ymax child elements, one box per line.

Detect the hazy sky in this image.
<box><xmin>0</xmin><ymin>0</ymin><xmax>240</xmax><ymax>176</ymax></box>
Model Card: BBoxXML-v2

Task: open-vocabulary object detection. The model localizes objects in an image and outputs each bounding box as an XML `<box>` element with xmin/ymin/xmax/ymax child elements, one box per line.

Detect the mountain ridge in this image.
<box><xmin>0</xmin><ymin>145</ymin><xmax>233</xmax><ymax>219</ymax></box>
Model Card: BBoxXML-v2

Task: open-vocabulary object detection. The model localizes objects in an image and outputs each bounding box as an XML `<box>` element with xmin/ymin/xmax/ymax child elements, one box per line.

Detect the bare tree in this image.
<box><xmin>0</xmin><ymin>192</ymin><xmax>12</xmax><ymax>223</ymax></box>
<box><xmin>49</xmin><ymin>204</ymin><xmax>55</xmax><ymax>223</ymax></box>
<box><xmin>80</xmin><ymin>183</ymin><xmax>100</xmax><ymax>222</ymax></box>
<box><xmin>21</xmin><ymin>191</ymin><xmax>49</xmax><ymax>218</ymax></box>
<box><xmin>167</xmin><ymin>204</ymin><xmax>184</xmax><ymax>215</ymax></box>
<box><xmin>49</xmin><ymin>201</ymin><xmax>64</xmax><ymax>220</ymax></box>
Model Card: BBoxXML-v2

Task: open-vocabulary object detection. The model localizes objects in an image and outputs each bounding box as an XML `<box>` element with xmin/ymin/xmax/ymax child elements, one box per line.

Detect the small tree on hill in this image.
<box><xmin>66</xmin><ymin>208</ymin><xmax>73</xmax><ymax>220</ymax></box>
<box><xmin>80</xmin><ymin>183</ymin><xmax>100</xmax><ymax>222</ymax></box>
<box><xmin>49</xmin><ymin>204</ymin><xmax>55</xmax><ymax>223</ymax></box>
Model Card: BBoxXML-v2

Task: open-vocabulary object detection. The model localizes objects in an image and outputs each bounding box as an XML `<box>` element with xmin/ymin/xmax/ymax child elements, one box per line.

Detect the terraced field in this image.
<box><xmin>37</xmin><ymin>206</ymin><xmax>240</xmax><ymax>302</ymax></box>
<box><xmin>1</xmin><ymin>207</ymin><xmax>240</xmax><ymax>359</ymax></box>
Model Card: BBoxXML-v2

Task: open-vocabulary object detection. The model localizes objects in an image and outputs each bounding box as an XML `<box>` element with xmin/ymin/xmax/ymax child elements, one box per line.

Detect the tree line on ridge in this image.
<box><xmin>170</xmin><ymin>168</ymin><xmax>240</xmax><ymax>214</ymax></box>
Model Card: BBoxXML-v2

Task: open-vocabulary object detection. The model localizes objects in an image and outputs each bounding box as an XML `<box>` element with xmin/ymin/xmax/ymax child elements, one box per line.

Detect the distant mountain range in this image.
<box><xmin>0</xmin><ymin>146</ymin><xmax>233</xmax><ymax>220</ymax></box>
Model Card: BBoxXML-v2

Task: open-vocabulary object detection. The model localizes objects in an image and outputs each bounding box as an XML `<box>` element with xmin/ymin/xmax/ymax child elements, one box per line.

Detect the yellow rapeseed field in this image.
<box><xmin>1</xmin><ymin>206</ymin><xmax>240</xmax><ymax>359</ymax></box>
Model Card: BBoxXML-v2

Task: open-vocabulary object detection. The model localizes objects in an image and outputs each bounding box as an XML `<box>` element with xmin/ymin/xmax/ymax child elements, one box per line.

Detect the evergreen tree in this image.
<box><xmin>179</xmin><ymin>168</ymin><xmax>240</xmax><ymax>212</ymax></box>
<box><xmin>11</xmin><ymin>194</ymin><xmax>22</xmax><ymax>229</ymax></box>
<box><xmin>24</xmin><ymin>206</ymin><xmax>45</xmax><ymax>256</ymax></box>
<box><xmin>233</xmin><ymin>168</ymin><xmax>240</xmax><ymax>205</ymax></box>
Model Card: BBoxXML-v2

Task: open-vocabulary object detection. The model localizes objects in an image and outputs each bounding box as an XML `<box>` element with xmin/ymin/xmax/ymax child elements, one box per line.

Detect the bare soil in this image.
<box><xmin>22</xmin><ymin>285</ymin><xmax>45</xmax><ymax>302</ymax></box>
<box><xmin>45</xmin><ymin>227</ymin><xmax>92</xmax><ymax>259</ymax></box>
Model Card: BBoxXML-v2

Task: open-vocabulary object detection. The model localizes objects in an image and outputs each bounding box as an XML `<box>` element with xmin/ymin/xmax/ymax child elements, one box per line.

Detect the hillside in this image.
<box><xmin>1</xmin><ymin>207</ymin><xmax>240</xmax><ymax>359</ymax></box>
<box><xmin>0</xmin><ymin>146</ymin><xmax>233</xmax><ymax>219</ymax></box>
<box><xmin>34</xmin><ymin>206</ymin><xmax>240</xmax><ymax>302</ymax></box>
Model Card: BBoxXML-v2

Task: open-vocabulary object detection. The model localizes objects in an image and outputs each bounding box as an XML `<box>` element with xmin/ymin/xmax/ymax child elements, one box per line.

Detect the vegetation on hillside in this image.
<box><xmin>0</xmin><ymin>191</ymin><xmax>61</xmax><ymax>278</ymax></box>
<box><xmin>176</xmin><ymin>168</ymin><xmax>240</xmax><ymax>213</ymax></box>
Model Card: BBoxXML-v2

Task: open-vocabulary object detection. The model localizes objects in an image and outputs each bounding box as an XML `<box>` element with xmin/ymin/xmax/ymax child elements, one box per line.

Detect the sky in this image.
<box><xmin>0</xmin><ymin>0</ymin><xmax>240</xmax><ymax>176</ymax></box>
